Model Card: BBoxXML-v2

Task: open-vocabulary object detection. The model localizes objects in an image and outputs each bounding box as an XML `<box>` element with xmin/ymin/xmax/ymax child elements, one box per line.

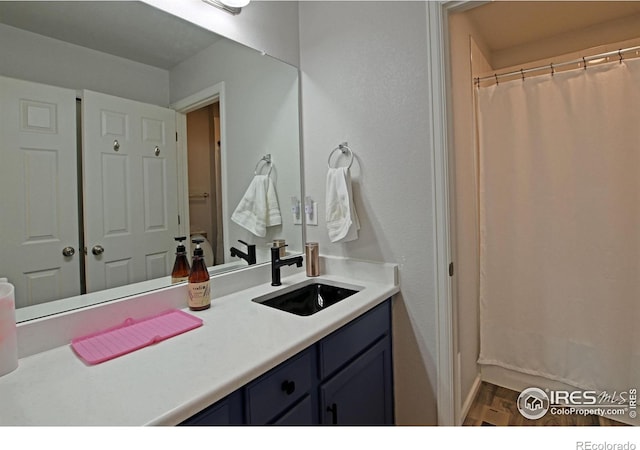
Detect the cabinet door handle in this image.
<box><xmin>281</xmin><ymin>380</ymin><xmax>296</xmax><ymax>395</ymax></box>
<box><xmin>327</xmin><ymin>403</ymin><xmax>338</xmax><ymax>425</ymax></box>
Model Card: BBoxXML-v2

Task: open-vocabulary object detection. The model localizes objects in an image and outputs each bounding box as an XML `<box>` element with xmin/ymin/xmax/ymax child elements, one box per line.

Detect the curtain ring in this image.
<box><xmin>520</xmin><ymin>68</ymin><xmax>525</xmax><ymax>81</ymax></box>
<box><xmin>583</xmin><ymin>56</ymin><xmax>587</xmax><ymax>70</ymax></box>
<box><xmin>494</xmin><ymin>73</ymin><xmax>499</xmax><ymax>86</ymax></box>
<box><xmin>550</xmin><ymin>63</ymin><xmax>555</xmax><ymax>76</ymax></box>
<box><xmin>619</xmin><ymin>49</ymin><xmax>623</xmax><ymax>64</ymax></box>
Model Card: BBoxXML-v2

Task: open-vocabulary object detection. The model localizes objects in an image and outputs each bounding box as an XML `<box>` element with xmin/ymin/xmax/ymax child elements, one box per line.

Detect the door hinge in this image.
<box><xmin>175</xmin><ymin>131</ymin><xmax>178</xmax><ymax>142</ymax></box>
<box><xmin>178</xmin><ymin>214</ymin><xmax>181</xmax><ymax>225</ymax></box>
<box><xmin>448</xmin><ymin>262</ymin><xmax>454</xmax><ymax>277</ymax></box>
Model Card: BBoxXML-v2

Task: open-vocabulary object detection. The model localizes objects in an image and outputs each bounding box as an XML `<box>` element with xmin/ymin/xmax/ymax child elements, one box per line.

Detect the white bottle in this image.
<box><xmin>0</xmin><ymin>280</ymin><xmax>18</xmax><ymax>377</ymax></box>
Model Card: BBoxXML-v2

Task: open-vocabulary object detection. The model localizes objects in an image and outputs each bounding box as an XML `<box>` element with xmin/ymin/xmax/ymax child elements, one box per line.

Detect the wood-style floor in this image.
<box><xmin>463</xmin><ymin>382</ymin><xmax>628</xmax><ymax>426</ymax></box>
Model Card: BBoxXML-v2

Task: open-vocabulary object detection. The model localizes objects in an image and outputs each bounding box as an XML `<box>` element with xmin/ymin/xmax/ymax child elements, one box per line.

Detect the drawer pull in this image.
<box><xmin>281</xmin><ymin>380</ymin><xmax>296</xmax><ymax>395</ymax></box>
<box><xmin>327</xmin><ymin>403</ymin><xmax>338</xmax><ymax>424</ymax></box>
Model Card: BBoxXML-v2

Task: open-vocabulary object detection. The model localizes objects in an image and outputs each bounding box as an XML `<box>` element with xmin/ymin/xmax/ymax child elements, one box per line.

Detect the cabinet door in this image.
<box><xmin>320</xmin><ymin>336</ymin><xmax>393</xmax><ymax>425</ymax></box>
<box><xmin>180</xmin><ymin>390</ymin><xmax>243</xmax><ymax>426</ymax></box>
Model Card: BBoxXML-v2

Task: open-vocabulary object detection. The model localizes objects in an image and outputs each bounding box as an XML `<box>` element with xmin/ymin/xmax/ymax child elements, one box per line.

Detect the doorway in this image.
<box><xmin>447</xmin><ymin>1</ymin><xmax>640</xmax><ymax>426</ymax></box>
<box><xmin>172</xmin><ymin>81</ymin><xmax>230</xmax><ymax>269</ymax></box>
<box><xmin>186</xmin><ymin>101</ymin><xmax>223</xmax><ymax>267</ymax></box>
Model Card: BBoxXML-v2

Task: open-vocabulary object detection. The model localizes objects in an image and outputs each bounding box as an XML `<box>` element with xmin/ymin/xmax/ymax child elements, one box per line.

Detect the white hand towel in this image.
<box><xmin>326</xmin><ymin>167</ymin><xmax>360</xmax><ymax>243</ymax></box>
<box><xmin>231</xmin><ymin>175</ymin><xmax>282</xmax><ymax>237</ymax></box>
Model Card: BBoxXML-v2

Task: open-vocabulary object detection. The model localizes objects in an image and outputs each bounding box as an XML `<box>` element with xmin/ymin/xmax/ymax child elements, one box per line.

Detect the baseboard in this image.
<box><xmin>460</xmin><ymin>373</ymin><xmax>482</xmax><ymax>424</ymax></box>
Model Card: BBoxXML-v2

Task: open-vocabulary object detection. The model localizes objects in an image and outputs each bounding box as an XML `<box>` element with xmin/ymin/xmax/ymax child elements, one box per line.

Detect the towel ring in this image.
<box><xmin>327</xmin><ymin>143</ymin><xmax>354</xmax><ymax>169</ymax></box>
<box><xmin>254</xmin><ymin>154</ymin><xmax>272</xmax><ymax>176</ymax></box>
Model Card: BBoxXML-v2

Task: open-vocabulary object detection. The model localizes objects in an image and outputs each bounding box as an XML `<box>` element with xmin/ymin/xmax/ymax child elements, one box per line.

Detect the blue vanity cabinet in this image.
<box><xmin>180</xmin><ymin>298</ymin><xmax>393</xmax><ymax>426</ymax></box>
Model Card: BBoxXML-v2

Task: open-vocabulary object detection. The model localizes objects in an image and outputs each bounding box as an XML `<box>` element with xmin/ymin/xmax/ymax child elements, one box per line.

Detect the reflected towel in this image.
<box><xmin>326</xmin><ymin>167</ymin><xmax>360</xmax><ymax>243</ymax></box>
<box><xmin>231</xmin><ymin>175</ymin><xmax>282</xmax><ymax>237</ymax></box>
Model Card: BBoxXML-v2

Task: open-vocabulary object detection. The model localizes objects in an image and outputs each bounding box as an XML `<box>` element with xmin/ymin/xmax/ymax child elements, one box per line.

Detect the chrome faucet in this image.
<box><xmin>270</xmin><ymin>246</ymin><xmax>303</xmax><ymax>286</ymax></box>
<box><xmin>230</xmin><ymin>240</ymin><xmax>256</xmax><ymax>265</ymax></box>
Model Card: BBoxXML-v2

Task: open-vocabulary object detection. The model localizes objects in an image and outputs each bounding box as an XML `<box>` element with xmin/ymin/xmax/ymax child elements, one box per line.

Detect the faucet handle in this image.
<box><xmin>238</xmin><ymin>239</ymin><xmax>255</xmax><ymax>248</ymax></box>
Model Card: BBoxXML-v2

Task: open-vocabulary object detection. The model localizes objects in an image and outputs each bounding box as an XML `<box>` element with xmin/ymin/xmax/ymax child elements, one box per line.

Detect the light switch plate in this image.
<box><xmin>306</xmin><ymin>202</ymin><xmax>318</xmax><ymax>226</ymax></box>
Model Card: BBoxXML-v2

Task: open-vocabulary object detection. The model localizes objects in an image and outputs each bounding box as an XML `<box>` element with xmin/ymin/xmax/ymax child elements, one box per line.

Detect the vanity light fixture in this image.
<box><xmin>201</xmin><ymin>0</ymin><xmax>249</xmax><ymax>15</ymax></box>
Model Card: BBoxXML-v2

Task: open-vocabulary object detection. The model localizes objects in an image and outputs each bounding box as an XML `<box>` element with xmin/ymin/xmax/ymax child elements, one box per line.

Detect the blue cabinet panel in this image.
<box><xmin>271</xmin><ymin>395</ymin><xmax>315</xmax><ymax>425</ymax></box>
<box><xmin>319</xmin><ymin>300</ymin><xmax>390</xmax><ymax>378</ymax></box>
<box><xmin>320</xmin><ymin>336</ymin><xmax>393</xmax><ymax>425</ymax></box>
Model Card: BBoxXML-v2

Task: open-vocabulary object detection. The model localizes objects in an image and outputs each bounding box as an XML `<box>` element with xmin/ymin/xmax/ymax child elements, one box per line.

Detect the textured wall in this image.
<box><xmin>299</xmin><ymin>1</ymin><xmax>438</xmax><ymax>424</ymax></box>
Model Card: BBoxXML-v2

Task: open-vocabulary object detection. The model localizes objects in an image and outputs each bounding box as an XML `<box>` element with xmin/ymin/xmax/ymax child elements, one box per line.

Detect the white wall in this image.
<box><xmin>141</xmin><ymin>0</ymin><xmax>300</xmax><ymax>67</ymax></box>
<box><xmin>299</xmin><ymin>1</ymin><xmax>438</xmax><ymax>424</ymax></box>
<box><xmin>170</xmin><ymin>38</ymin><xmax>302</xmax><ymax>260</ymax></box>
<box><xmin>0</xmin><ymin>23</ymin><xmax>170</xmax><ymax>106</ymax></box>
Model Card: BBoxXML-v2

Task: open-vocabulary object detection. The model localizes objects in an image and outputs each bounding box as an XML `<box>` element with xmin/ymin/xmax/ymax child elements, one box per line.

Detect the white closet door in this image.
<box><xmin>0</xmin><ymin>76</ymin><xmax>80</xmax><ymax>308</ymax></box>
<box><xmin>81</xmin><ymin>90</ymin><xmax>178</xmax><ymax>293</ymax></box>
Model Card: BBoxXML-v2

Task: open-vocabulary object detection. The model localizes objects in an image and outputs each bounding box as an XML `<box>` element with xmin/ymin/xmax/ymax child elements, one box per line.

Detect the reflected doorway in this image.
<box><xmin>186</xmin><ymin>101</ymin><xmax>224</xmax><ymax>267</ymax></box>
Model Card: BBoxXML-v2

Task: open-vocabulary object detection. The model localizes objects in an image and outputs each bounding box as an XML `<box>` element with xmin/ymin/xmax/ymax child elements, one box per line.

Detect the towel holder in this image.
<box><xmin>254</xmin><ymin>154</ymin><xmax>273</xmax><ymax>176</ymax></box>
<box><xmin>328</xmin><ymin>142</ymin><xmax>354</xmax><ymax>169</ymax></box>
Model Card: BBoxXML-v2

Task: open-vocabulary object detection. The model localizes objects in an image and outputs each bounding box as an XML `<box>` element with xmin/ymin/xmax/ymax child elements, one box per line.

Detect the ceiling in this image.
<box><xmin>0</xmin><ymin>1</ymin><xmax>223</xmax><ymax>69</ymax></box>
<box><xmin>461</xmin><ymin>1</ymin><xmax>640</xmax><ymax>68</ymax></box>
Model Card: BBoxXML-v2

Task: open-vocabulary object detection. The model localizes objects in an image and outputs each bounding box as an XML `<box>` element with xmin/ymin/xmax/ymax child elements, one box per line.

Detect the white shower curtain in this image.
<box><xmin>477</xmin><ymin>58</ymin><xmax>640</xmax><ymax>394</ymax></box>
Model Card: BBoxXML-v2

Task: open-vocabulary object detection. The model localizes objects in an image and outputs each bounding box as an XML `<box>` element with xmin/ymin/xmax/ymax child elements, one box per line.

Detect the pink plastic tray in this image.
<box><xmin>71</xmin><ymin>309</ymin><xmax>203</xmax><ymax>365</ymax></box>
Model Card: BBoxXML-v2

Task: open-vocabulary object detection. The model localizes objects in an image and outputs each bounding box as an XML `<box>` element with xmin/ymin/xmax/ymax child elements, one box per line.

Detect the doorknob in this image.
<box><xmin>62</xmin><ymin>246</ymin><xmax>75</xmax><ymax>257</ymax></box>
<box><xmin>92</xmin><ymin>245</ymin><xmax>105</xmax><ymax>256</ymax></box>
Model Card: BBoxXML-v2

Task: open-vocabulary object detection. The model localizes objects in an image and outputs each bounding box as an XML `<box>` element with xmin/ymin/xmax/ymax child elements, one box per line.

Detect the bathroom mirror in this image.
<box><xmin>0</xmin><ymin>1</ymin><xmax>303</xmax><ymax>321</ymax></box>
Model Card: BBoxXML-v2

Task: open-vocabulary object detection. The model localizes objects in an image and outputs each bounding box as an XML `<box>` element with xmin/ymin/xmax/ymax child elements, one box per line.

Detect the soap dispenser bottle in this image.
<box><xmin>171</xmin><ymin>236</ymin><xmax>190</xmax><ymax>284</ymax></box>
<box><xmin>188</xmin><ymin>238</ymin><xmax>211</xmax><ymax>311</ymax></box>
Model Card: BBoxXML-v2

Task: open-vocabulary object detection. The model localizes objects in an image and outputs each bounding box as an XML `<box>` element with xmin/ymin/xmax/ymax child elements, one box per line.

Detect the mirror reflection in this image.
<box><xmin>0</xmin><ymin>1</ymin><xmax>303</xmax><ymax>322</ymax></box>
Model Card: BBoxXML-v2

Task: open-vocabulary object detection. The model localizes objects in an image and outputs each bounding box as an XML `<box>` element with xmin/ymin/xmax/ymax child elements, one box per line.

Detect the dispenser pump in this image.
<box><xmin>192</xmin><ymin>238</ymin><xmax>204</xmax><ymax>257</ymax></box>
<box><xmin>171</xmin><ymin>236</ymin><xmax>190</xmax><ymax>284</ymax></box>
<box><xmin>175</xmin><ymin>236</ymin><xmax>187</xmax><ymax>253</ymax></box>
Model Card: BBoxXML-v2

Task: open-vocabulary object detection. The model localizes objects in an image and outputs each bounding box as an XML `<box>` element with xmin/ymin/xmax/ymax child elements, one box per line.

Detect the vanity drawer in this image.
<box><xmin>319</xmin><ymin>299</ymin><xmax>390</xmax><ymax>379</ymax></box>
<box><xmin>245</xmin><ymin>348</ymin><xmax>313</xmax><ymax>424</ymax></box>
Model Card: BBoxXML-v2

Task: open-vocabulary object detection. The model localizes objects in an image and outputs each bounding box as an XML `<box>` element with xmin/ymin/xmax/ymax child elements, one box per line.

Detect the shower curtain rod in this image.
<box><xmin>474</xmin><ymin>45</ymin><xmax>640</xmax><ymax>86</ymax></box>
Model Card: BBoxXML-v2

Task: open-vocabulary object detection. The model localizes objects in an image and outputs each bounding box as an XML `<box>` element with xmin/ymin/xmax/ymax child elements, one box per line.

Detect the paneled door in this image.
<box><xmin>81</xmin><ymin>90</ymin><xmax>178</xmax><ymax>293</ymax></box>
<box><xmin>0</xmin><ymin>76</ymin><xmax>81</xmax><ymax>308</ymax></box>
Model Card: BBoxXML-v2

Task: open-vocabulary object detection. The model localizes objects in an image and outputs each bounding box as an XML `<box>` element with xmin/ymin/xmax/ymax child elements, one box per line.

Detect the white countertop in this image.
<box><xmin>0</xmin><ymin>257</ymin><xmax>398</xmax><ymax>426</ymax></box>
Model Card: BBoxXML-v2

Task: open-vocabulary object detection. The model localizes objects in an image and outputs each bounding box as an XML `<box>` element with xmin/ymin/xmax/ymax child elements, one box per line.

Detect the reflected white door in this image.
<box><xmin>0</xmin><ymin>76</ymin><xmax>80</xmax><ymax>308</ymax></box>
<box><xmin>82</xmin><ymin>90</ymin><xmax>178</xmax><ymax>292</ymax></box>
